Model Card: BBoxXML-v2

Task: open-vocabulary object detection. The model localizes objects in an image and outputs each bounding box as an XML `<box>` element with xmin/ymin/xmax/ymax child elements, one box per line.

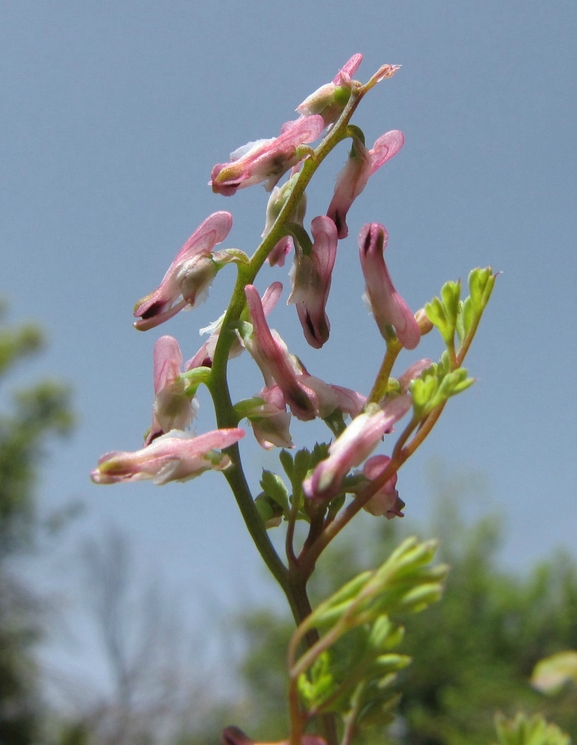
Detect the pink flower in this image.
<box><xmin>303</xmin><ymin>396</ymin><xmax>412</xmax><ymax>501</ymax></box>
<box><xmin>327</xmin><ymin>130</ymin><xmax>404</xmax><ymax>239</ymax></box>
<box><xmin>91</xmin><ymin>428</ymin><xmax>245</xmax><ymax>485</ymax></box>
<box><xmin>243</xmin><ymin>285</ymin><xmax>317</xmax><ymax>421</ymax></box>
<box><xmin>362</xmin><ymin>455</ymin><xmax>405</xmax><ymax>518</ymax></box>
<box><xmin>145</xmin><ymin>336</ymin><xmax>200</xmax><ymax>445</ymax></box>
<box><xmin>296</xmin><ymin>53</ymin><xmax>363</xmax><ymax>126</ymax></box>
<box><xmin>300</xmin><ymin>374</ymin><xmax>366</xmax><ymax>420</ymax></box>
<box><xmin>134</xmin><ymin>212</ymin><xmax>233</xmax><ymax>331</ymax></box>
<box><xmin>359</xmin><ymin>223</ymin><xmax>421</xmax><ymax>350</ymax></box>
<box><xmin>242</xmin><ymin>286</ymin><xmax>365</xmax><ymax>423</ymax></box>
<box><xmin>244</xmin><ymin>385</ymin><xmax>293</xmax><ymax>450</ymax></box>
<box><xmin>186</xmin><ymin>282</ymin><xmax>283</xmax><ymax>369</ymax></box>
<box><xmin>288</xmin><ymin>216</ymin><xmax>338</xmax><ymax>348</ymax></box>
<box><xmin>210</xmin><ymin>116</ymin><xmax>324</xmax><ymax>196</ymax></box>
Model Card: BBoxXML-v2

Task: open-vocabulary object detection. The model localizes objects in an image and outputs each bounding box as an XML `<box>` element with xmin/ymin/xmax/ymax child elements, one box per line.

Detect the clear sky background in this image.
<box><xmin>1</xmin><ymin>0</ymin><xmax>576</xmax><ymax>705</ymax></box>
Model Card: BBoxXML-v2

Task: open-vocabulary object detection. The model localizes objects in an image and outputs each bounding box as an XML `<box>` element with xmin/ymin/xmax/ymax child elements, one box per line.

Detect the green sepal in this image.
<box><xmin>254</xmin><ymin>492</ymin><xmax>284</xmax><ymax>529</ymax></box>
<box><xmin>323</xmin><ymin>409</ymin><xmax>347</xmax><ymax>437</ymax></box>
<box><xmin>218</xmin><ymin>248</ymin><xmax>250</xmax><ymax>265</ymax></box>
<box><xmin>259</xmin><ymin>469</ymin><xmax>290</xmax><ymax>516</ymax></box>
<box><xmin>236</xmin><ymin>320</ymin><xmax>252</xmax><ymax>343</ymax></box>
<box><xmin>286</xmin><ymin>222</ymin><xmax>313</xmax><ymax>255</ymax></box>
<box><xmin>180</xmin><ymin>366</ymin><xmax>211</xmax><ymax>394</ymax></box>
<box><xmin>233</xmin><ymin>396</ymin><xmax>265</xmax><ymax>418</ymax></box>
<box><xmin>347</xmin><ymin>124</ymin><xmax>367</xmax><ymax>148</ymax></box>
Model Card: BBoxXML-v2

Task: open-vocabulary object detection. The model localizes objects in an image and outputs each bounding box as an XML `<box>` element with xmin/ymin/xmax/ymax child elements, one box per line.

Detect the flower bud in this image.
<box><xmin>359</xmin><ymin>223</ymin><xmax>420</xmax><ymax>349</ymax></box>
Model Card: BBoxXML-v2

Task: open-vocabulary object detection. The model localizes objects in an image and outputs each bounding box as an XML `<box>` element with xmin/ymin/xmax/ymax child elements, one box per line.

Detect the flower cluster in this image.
<box><xmin>94</xmin><ymin>54</ymin><xmax>424</xmax><ymax>506</ymax></box>
<box><xmin>92</xmin><ymin>51</ymin><xmax>495</xmax><ymax>745</ymax></box>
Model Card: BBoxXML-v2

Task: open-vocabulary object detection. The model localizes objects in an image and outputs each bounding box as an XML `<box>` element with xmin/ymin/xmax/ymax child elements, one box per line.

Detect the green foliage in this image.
<box><xmin>426</xmin><ymin>268</ymin><xmax>495</xmax><ymax>356</ymax></box>
<box><xmin>0</xmin><ymin>306</ymin><xmax>74</xmax><ymax>745</ymax></box>
<box><xmin>426</xmin><ymin>281</ymin><xmax>461</xmax><ymax>348</ymax></box>
<box><xmin>410</xmin><ymin>356</ymin><xmax>474</xmax><ymax>420</ymax></box>
<box><xmin>291</xmin><ymin>538</ymin><xmax>447</xmax><ymax>738</ymax></box>
<box><xmin>229</xmin><ymin>490</ymin><xmax>577</xmax><ymax>745</ymax></box>
<box><xmin>493</xmin><ymin>713</ymin><xmax>570</xmax><ymax>745</ymax></box>
<box><xmin>255</xmin><ymin>446</ymin><xmax>333</xmax><ymax>528</ymax></box>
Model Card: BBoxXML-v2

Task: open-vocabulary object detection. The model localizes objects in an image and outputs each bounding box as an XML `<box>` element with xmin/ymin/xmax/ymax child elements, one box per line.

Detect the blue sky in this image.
<box><xmin>1</xmin><ymin>0</ymin><xmax>576</xmax><ymax>701</ymax></box>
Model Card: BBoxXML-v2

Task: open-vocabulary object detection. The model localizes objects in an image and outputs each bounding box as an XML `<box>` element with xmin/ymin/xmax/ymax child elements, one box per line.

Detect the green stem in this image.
<box><xmin>367</xmin><ymin>338</ymin><xmax>401</xmax><ymax>404</ymax></box>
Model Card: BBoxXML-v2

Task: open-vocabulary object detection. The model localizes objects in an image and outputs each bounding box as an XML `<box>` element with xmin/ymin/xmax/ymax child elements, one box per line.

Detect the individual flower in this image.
<box><xmin>302</xmin><ymin>374</ymin><xmax>366</xmax><ymax>419</ymax></box>
<box><xmin>288</xmin><ymin>216</ymin><xmax>338</xmax><ymax>348</ymax></box>
<box><xmin>296</xmin><ymin>53</ymin><xmax>363</xmax><ymax>126</ymax></box>
<box><xmin>242</xmin><ymin>385</ymin><xmax>293</xmax><ymax>450</ymax></box>
<box><xmin>91</xmin><ymin>428</ymin><xmax>245</xmax><ymax>485</ymax></box>
<box><xmin>303</xmin><ymin>396</ymin><xmax>412</xmax><ymax>501</ymax></box>
<box><xmin>242</xmin><ymin>284</ymin><xmax>317</xmax><ymax>421</ymax></box>
<box><xmin>327</xmin><ymin>130</ymin><xmax>404</xmax><ymax>239</ymax></box>
<box><xmin>186</xmin><ymin>282</ymin><xmax>283</xmax><ymax>369</ymax></box>
<box><xmin>134</xmin><ymin>212</ymin><xmax>233</xmax><ymax>331</ymax></box>
<box><xmin>361</xmin><ymin>454</ymin><xmax>405</xmax><ymax>518</ymax></box>
<box><xmin>145</xmin><ymin>336</ymin><xmax>201</xmax><ymax>445</ymax></box>
<box><xmin>359</xmin><ymin>223</ymin><xmax>421</xmax><ymax>350</ymax></box>
<box><xmin>210</xmin><ymin>116</ymin><xmax>324</xmax><ymax>196</ymax></box>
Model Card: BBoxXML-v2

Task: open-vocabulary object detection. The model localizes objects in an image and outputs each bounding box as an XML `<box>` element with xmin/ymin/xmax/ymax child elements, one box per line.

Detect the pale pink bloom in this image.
<box><xmin>221</xmin><ymin>726</ymin><xmax>325</xmax><ymax>745</ymax></box>
<box><xmin>359</xmin><ymin>223</ymin><xmax>421</xmax><ymax>350</ymax></box>
<box><xmin>186</xmin><ymin>282</ymin><xmax>283</xmax><ymax>370</ymax></box>
<box><xmin>327</xmin><ymin>130</ymin><xmax>404</xmax><ymax>239</ymax></box>
<box><xmin>243</xmin><ymin>285</ymin><xmax>317</xmax><ymax>421</ymax></box>
<box><xmin>245</xmin><ymin>385</ymin><xmax>293</xmax><ymax>450</ymax></box>
<box><xmin>210</xmin><ymin>116</ymin><xmax>324</xmax><ymax>196</ymax></box>
<box><xmin>296</xmin><ymin>53</ymin><xmax>363</xmax><ymax>125</ymax></box>
<box><xmin>362</xmin><ymin>454</ymin><xmax>405</xmax><ymax>518</ymax></box>
<box><xmin>91</xmin><ymin>429</ymin><xmax>245</xmax><ymax>485</ymax></box>
<box><xmin>288</xmin><ymin>216</ymin><xmax>338</xmax><ymax>348</ymax></box>
<box><xmin>303</xmin><ymin>396</ymin><xmax>412</xmax><ymax>501</ymax></box>
<box><xmin>301</xmin><ymin>374</ymin><xmax>366</xmax><ymax>420</ymax></box>
<box><xmin>146</xmin><ymin>336</ymin><xmax>199</xmax><ymax>445</ymax></box>
<box><xmin>267</xmin><ymin>235</ymin><xmax>293</xmax><ymax>268</ymax></box>
<box><xmin>243</xmin><ymin>286</ymin><xmax>365</xmax><ymax>423</ymax></box>
<box><xmin>134</xmin><ymin>212</ymin><xmax>233</xmax><ymax>331</ymax></box>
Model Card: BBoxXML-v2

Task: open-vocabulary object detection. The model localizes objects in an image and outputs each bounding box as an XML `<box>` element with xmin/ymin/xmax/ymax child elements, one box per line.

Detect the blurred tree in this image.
<box><xmin>0</xmin><ymin>302</ymin><xmax>73</xmax><ymax>744</ymax></box>
<box><xmin>216</xmin><ymin>470</ymin><xmax>577</xmax><ymax>745</ymax></box>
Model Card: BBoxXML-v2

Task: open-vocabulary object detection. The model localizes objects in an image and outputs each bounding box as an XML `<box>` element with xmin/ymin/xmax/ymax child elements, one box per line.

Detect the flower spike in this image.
<box><xmin>134</xmin><ymin>212</ymin><xmax>233</xmax><ymax>331</ymax></box>
<box><xmin>359</xmin><ymin>223</ymin><xmax>421</xmax><ymax>349</ymax></box>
